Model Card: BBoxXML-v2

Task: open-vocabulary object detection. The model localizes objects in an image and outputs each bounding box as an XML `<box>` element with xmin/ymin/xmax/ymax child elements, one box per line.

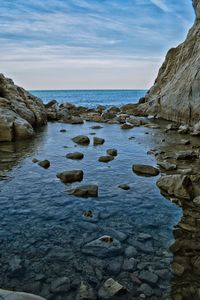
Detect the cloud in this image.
<box><xmin>150</xmin><ymin>0</ymin><xmax>171</xmax><ymax>12</ymax></box>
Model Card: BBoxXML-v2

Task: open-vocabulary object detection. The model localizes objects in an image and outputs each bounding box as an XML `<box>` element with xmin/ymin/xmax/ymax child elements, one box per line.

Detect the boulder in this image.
<box><xmin>132</xmin><ymin>164</ymin><xmax>160</xmax><ymax>176</ymax></box>
<box><xmin>99</xmin><ymin>156</ymin><xmax>114</xmax><ymax>163</ymax></box>
<box><xmin>72</xmin><ymin>135</ymin><xmax>90</xmax><ymax>145</ymax></box>
<box><xmin>98</xmin><ymin>278</ymin><xmax>127</xmax><ymax>299</ymax></box>
<box><xmin>0</xmin><ymin>289</ymin><xmax>46</xmax><ymax>300</ymax></box>
<box><xmin>82</xmin><ymin>235</ymin><xmax>122</xmax><ymax>258</ymax></box>
<box><xmin>157</xmin><ymin>174</ymin><xmax>193</xmax><ymax>200</ymax></box>
<box><xmin>66</xmin><ymin>152</ymin><xmax>84</xmax><ymax>160</ymax></box>
<box><xmin>176</xmin><ymin>150</ymin><xmax>198</xmax><ymax>160</ymax></box>
<box><xmin>38</xmin><ymin>160</ymin><xmax>50</xmax><ymax>169</ymax></box>
<box><xmin>120</xmin><ymin>123</ymin><xmax>134</xmax><ymax>129</ymax></box>
<box><xmin>106</xmin><ymin>149</ymin><xmax>117</xmax><ymax>157</ymax></box>
<box><xmin>93</xmin><ymin>137</ymin><xmax>105</xmax><ymax>145</ymax></box>
<box><xmin>67</xmin><ymin>185</ymin><xmax>98</xmax><ymax>197</ymax></box>
<box><xmin>57</xmin><ymin>170</ymin><xmax>84</xmax><ymax>183</ymax></box>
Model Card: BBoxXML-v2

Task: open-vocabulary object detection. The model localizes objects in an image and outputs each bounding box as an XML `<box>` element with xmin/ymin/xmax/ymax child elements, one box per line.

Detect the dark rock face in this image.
<box><xmin>137</xmin><ymin>2</ymin><xmax>200</xmax><ymax>125</ymax></box>
<box><xmin>0</xmin><ymin>74</ymin><xmax>47</xmax><ymax>142</ymax></box>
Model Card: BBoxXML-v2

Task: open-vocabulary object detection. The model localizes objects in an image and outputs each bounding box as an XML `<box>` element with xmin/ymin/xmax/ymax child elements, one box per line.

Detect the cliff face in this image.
<box><xmin>0</xmin><ymin>74</ymin><xmax>47</xmax><ymax>142</ymax></box>
<box><xmin>140</xmin><ymin>0</ymin><xmax>200</xmax><ymax>125</ymax></box>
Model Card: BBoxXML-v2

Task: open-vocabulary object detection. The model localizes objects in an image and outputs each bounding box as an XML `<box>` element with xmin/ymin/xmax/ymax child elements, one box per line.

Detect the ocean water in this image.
<box><xmin>30</xmin><ymin>89</ymin><xmax>146</xmax><ymax>107</ymax></box>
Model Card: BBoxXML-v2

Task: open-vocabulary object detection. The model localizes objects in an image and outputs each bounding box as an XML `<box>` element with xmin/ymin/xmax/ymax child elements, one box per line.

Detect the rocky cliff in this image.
<box><xmin>139</xmin><ymin>0</ymin><xmax>200</xmax><ymax>125</ymax></box>
<box><xmin>0</xmin><ymin>74</ymin><xmax>47</xmax><ymax>142</ymax></box>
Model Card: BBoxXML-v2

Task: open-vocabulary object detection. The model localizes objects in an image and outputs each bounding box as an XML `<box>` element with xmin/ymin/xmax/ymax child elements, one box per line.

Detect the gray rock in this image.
<box><xmin>138</xmin><ymin>283</ymin><xmax>153</xmax><ymax>297</ymax></box>
<box><xmin>139</xmin><ymin>270</ymin><xmax>158</xmax><ymax>285</ymax></box>
<box><xmin>98</xmin><ymin>156</ymin><xmax>114</xmax><ymax>163</ymax></box>
<box><xmin>122</xmin><ymin>258</ymin><xmax>137</xmax><ymax>271</ymax></box>
<box><xmin>67</xmin><ymin>185</ymin><xmax>98</xmax><ymax>197</ymax></box>
<box><xmin>76</xmin><ymin>282</ymin><xmax>96</xmax><ymax>300</ymax></box>
<box><xmin>72</xmin><ymin>135</ymin><xmax>90</xmax><ymax>145</ymax></box>
<box><xmin>124</xmin><ymin>246</ymin><xmax>137</xmax><ymax>258</ymax></box>
<box><xmin>82</xmin><ymin>235</ymin><xmax>122</xmax><ymax>258</ymax></box>
<box><xmin>66</xmin><ymin>152</ymin><xmax>84</xmax><ymax>160</ymax></box>
<box><xmin>132</xmin><ymin>164</ymin><xmax>160</xmax><ymax>176</ymax></box>
<box><xmin>51</xmin><ymin>277</ymin><xmax>70</xmax><ymax>292</ymax></box>
<box><xmin>98</xmin><ymin>278</ymin><xmax>127</xmax><ymax>299</ymax></box>
<box><xmin>107</xmin><ymin>258</ymin><xmax>123</xmax><ymax>276</ymax></box>
<box><xmin>56</xmin><ymin>170</ymin><xmax>84</xmax><ymax>183</ymax></box>
<box><xmin>93</xmin><ymin>137</ymin><xmax>105</xmax><ymax>145</ymax></box>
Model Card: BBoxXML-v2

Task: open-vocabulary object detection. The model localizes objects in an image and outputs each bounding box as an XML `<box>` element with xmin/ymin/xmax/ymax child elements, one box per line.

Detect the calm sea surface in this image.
<box><xmin>30</xmin><ymin>90</ymin><xmax>146</xmax><ymax>107</ymax></box>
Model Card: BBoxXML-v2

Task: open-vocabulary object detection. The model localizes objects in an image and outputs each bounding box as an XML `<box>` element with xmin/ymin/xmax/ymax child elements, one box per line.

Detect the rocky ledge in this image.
<box><xmin>137</xmin><ymin>0</ymin><xmax>200</xmax><ymax>125</ymax></box>
<box><xmin>0</xmin><ymin>74</ymin><xmax>47</xmax><ymax>142</ymax></box>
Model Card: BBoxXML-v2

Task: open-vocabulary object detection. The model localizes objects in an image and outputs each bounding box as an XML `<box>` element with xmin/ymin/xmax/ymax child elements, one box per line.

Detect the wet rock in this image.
<box><xmin>93</xmin><ymin>137</ymin><xmax>105</xmax><ymax>145</ymax></box>
<box><xmin>98</xmin><ymin>155</ymin><xmax>114</xmax><ymax>163</ymax></box>
<box><xmin>132</xmin><ymin>164</ymin><xmax>160</xmax><ymax>176</ymax></box>
<box><xmin>138</xmin><ymin>283</ymin><xmax>153</xmax><ymax>297</ymax></box>
<box><xmin>157</xmin><ymin>161</ymin><xmax>177</xmax><ymax>171</ymax></box>
<box><xmin>83</xmin><ymin>210</ymin><xmax>93</xmax><ymax>218</ymax></box>
<box><xmin>56</xmin><ymin>170</ymin><xmax>84</xmax><ymax>183</ymax></box>
<box><xmin>38</xmin><ymin>160</ymin><xmax>50</xmax><ymax>169</ymax></box>
<box><xmin>67</xmin><ymin>185</ymin><xmax>98</xmax><ymax>197</ymax></box>
<box><xmin>72</xmin><ymin>135</ymin><xmax>90</xmax><ymax>145</ymax></box>
<box><xmin>118</xmin><ymin>184</ymin><xmax>130</xmax><ymax>190</ymax></box>
<box><xmin>32</xmin><ymin>158</ymin><xmax>39</xmax><ymax>163</ymax></box>
<box><xmin>0</xmin><ymin>289</ymin><xmax>46</xmax><ymax>300</ymax></box>
<box><xmin>51</xmin><ymin>277</ymin><xmax>70</xmax><ymax>292</ymax></box>
<box><xmin>106</xmin><ymin>149</ymin><xmax>117</xmax><ymax>156</ymax></box>
<box><xmin>157</xmin><ymin>174</ymin><xmax>193</xmax><ymax>200</ymax></box>
<box><xmin>66</xmin><ymin>152</ymin><xmax>84</xmax><ymax>160</ymax></box>
<box><xmin>90</xmin><ymin>125</ymin><xmax>103</xmax><ymax>129</ymax></box>
<box><xmin>98</xmin><ymin>278</ymin><xmax>127</xmax><ymax>299</ymax></box>
<box><xmin>139</xmin><ymin>270</ymin><xmax>158</xmax><ymax>285</ymax></box>
<box><xmin>125</xmin><ymin>246</ymin><xmax>137</xmax><ymax>258</ymax></box>
<box><xmin>107</xmin><ymin>258</ymin><xmax>123</xmax><ymax>275</ymax></box>
<box><xmin>60</xmin><ymin>129</ymin><xmax>66</xmax><ymax>132</ymax></box>
<box><xmin>82</xmin><ymin>235</ymin><xmax>122</xmax><ymax>258</ymax></box>
<box><xmin>122</xmin><ymin>258</ymin><xmax>137</xmax><ymax>271</ymax></box>
<box><xmin>45</xmin><ymin>99</ymin><xmax>58</xmax><ymax>108</ymax></box>
<box><xmin>120</xmin><ymin>123</ymin><xmax>134</xmax><ymax>129</ymax></box>
<box><xmin>176</xmin><ymin>150</ymin><xmax>198</xmax><ymax>160</ymax></box>
<box><xmin>76</xmin><ymin>281</ymin><xmax>96</xmax><ymax>300</ymax></box>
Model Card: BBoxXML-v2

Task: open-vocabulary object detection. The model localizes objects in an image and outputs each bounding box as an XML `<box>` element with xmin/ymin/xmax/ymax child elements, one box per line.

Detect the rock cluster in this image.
<box><xmin>0</xmin><ymin>74</ymin><xmax>47</xmax><ymax>142</ymax></box>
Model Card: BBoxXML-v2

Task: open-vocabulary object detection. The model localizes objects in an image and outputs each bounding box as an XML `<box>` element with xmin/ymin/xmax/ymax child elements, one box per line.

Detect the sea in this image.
<box><xmin>30</xmin><ymin>89</ymin><xmax>146</xmax><ymax>107</ymax></box>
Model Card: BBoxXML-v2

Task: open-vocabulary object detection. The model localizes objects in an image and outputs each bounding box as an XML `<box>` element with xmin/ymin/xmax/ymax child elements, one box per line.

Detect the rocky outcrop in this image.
<box><xmin>138</xmin><ymin>0</ymin><xmax>200</xmax><ymax>125</ymax></box>
<box><xmin>0</xmin><ymin>74</ymin><xmax>47</xmax><ymax>142</ymax></box>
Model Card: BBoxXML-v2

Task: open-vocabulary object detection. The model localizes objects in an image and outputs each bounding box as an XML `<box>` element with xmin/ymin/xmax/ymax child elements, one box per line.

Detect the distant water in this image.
<box><xmin>30</xmin><ymin>89</ymin><xmax>146</xmax><ymax>108</ymax></box>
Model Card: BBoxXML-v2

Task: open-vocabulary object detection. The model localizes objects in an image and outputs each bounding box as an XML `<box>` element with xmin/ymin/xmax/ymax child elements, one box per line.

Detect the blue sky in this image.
<box><xmin>0</xmin><ymin>0</ymin><xmax>195</xmax><ymax>89</ymax></box>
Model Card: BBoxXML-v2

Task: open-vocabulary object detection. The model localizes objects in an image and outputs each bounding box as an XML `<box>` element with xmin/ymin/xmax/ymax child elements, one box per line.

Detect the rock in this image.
<box><xmin>72</xmin><ymin>135</ymin><xmax>90</xmax><ymax>145</ymax></box>
<box><xmin>0</xmin><ymin>74</ymin><xmax>47</xmax><ymax>142</ymax></box>
<box><xmin>93</xmin><ymin>137</ymin><xmax>105</xmax><ymax>145</ymax></box>
<box><xmin>0</xmin><ymin>289</ymin><xmax>46</xmax><ymax>300</ymax></box>
<box><xmin>32</xmin><ymin>158</ymin><xmax>39</xmax><ymax>163</ymax></box>
<box><xmin>178</xmin><ymin>124</ymin><xmax>190</xmax><ymax>134</ymax></box>
<box><xmin>107</xmin><ymin>258</ymin><xmax>123</xmax><ymax>276</ymax></box>
<box><xmin>193</xmin><ymin>196</ymin><xmax>200</xmax><ymax>205</ymax></box>
<box><xmin>51</xmin><ymin>277</ymin><xmax>70</xmax><ymax>292</ymax></box>
<box><xmin>60</xmin><ymin>129</ymin><xmax>67</xmax><ymax>132</ymax></box>
<box><xmin>98</xmin><ymin>156</ymin><xmax>114</xmax><ymax>163</ymax></box>
<box><xmin>138</xmin><ymin>233</ymin><xmax>152</xmax><ymax>241</ymax></box>
<box><xmin>171</xmin><ymin>262</ymin><xmax>185</xmax><ymax>276</ymax></box>
<box><xmin>67</xmin><ymin>185</ymin><xmax>98</xmax><ymax>197</ymax></box>
<box><xmin>179</xmin><ymin>139</ymin><xmax>190</xmax><ymax>145</ymax></box>
<box><xmin>138</xmin><ymin>2</ymin><xmax>200</xmax><ymax>124</ymax></box>
<box><xmin>57</xmin><ymin>170</ymin><xmax>84</xmax><ymax>183</ymax></box>
<box><xmin>118</xmin><ymin>184</ymin><xmax>130</xmax><ymax>190</ymax></box>
<box><xmin>45</xmin><ymin>99</ymin><xmax>58</xmax><ymax>108</ymax></box>
<box><xmin>106</xmin><ymin>149</ymin><xmax>117</xmax><ymax>156</ymax></box>
<box><xmin>192</xmin><ymin>121</ymin><xmax>200</xmax><ymax>135</ymax></box>
<box><xmin>9</xmin><ymin>256</ymin><xmax>23</xmax><ymax>274</ymax></box>
<box><xmin>82</xmin><ymin>235</ymin><xmax>122</xmax><ymax>258</ymax></box>
<box><xmin>139</xmin><ymin>270</ymin><xmax>158</xmax><ymax>285</ymax></box>
<box><xmin>38</xmin><ymin>160</ymin><xmax>50</xmax><ymax>169</ymax></box>
<box><xmin>166</xmin><ymin>123</ymin><xmax>179</xmax><ymax>131</ymax></box>
<box><xmin>122</xmin><ymin>258</ymin><xmax>137</xmax><ymax>271</ymax></box>
<box><xmin>120</xmin><ymin>123</ymin><xmax>134</xmax><ymax>129</ymax></box>
<box><xmin>176</xmin><ymin>150</ymin><xmax>198</xmax><ymax>160</ymax></box>
<box><xmin>66</xmin><ymin>152</ymin><xmax>84</xmax><ymax>160</ymax></box>
<box><xmin>138</xmin><ymin>283</ymin><xmax>153</xmax><ymax>297</ymax></box>
<box><xmin>125</xmin><ymin>246</ymin><xmax>137</xmax><ymax>258</ymax></box>
<box><xmin>157</xmin><ymin>174</ymin><xmax>193</xmax><ymax>200</ymax></box>
<box><xmin>91</xmin><ymin>125</ymin><xmax>103</xmax><ymax>129</ymax></box>
<box><xmin>157</xmin><ymin>161</ymin><xmax>177</xmax><ymax>171</ymax></box>
<box><xmin>76</xmin><ymin>282</ymin><xmax>96</xmax><ymax>300</ymax></box>
<box><xmin>98</xmin><ymin>278</ymin><xmax>127</xmax><ymax>299</ymax></box>
<box><xmin>132</xmin><ymin>164</ymin><xmax>160</xmax><ymax>176</ymax></box>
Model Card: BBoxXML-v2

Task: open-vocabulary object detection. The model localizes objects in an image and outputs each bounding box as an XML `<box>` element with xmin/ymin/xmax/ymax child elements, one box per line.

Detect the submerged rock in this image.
<box><xmin>132</xmin><ymin>164</ymin><xmax>160</xmax><ymax>176</ymax></box>
<box><xmin>82</xmin><ymin>235</ymin><xmax>122</xmax><ymax>258</ymax></box>
<box><xmin>93</xmin><ymin>137</ymin><xmax>105</xmax><ymax>145</ymax></box>
<box><xmin>106</xmin><ymin>149</ymin><xmax>118</xmax><ymax>156</ymax></box>
<box><xmin>57</xmin><ymin>170</ymin><xmax>84</xmax><ymax>183</ymax></box>
<box><xmin>72</xmin><ymin>135</ymin><xmax>90</xmax><ymax>145</ymax></box>
<box><xmin>118</xmin><ymin>184</ymin><xmax>130</xmax><ymax>190</ymax></box>
<box><xmin>157</xmin><ymin>174</ymin><xmax>193</xmax><ymax>200</ymax></box>
<box><xmin>67</xmin><ymin>185</ymin><xmax>98</xmax><ymax>197</ymax></box>
<box><xmin>98</xmin><ymin>278</ymin><xmax>127</xmax><ymax>299</ymax></box>
<box><xmin>66</xmin><ymin>152</ymin><xmax>84</xmax><ymax>160</ymax></box>
<box><xmin>98</xmin><ymin>156</ymin><xmax>114</xmax><ymax>163</ymax></box>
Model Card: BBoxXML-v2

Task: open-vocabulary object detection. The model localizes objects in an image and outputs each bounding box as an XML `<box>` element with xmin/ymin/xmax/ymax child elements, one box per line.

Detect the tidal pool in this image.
<box><xmin>0</xmin><ymin>121</ymin><xmax>182</xmax><ymax>299</ymax></box>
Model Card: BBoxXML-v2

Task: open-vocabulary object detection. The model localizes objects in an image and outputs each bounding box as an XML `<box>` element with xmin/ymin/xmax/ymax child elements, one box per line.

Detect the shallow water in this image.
<box><xmin>0</xmin><ymin>121</ymin><xmax>182</xmax><ymax>299</ymax></box>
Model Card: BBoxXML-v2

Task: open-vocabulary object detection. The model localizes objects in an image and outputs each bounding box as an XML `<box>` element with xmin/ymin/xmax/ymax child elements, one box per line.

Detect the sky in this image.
<box><xmin>0</xmin><ymin>0</ymin><xmax>195</xmax><ymax>90</ymax></box>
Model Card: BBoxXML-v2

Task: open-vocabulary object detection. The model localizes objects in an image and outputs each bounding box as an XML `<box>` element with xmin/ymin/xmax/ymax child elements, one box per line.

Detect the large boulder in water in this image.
<box><xmin>132</xmin><ymin>164</ymin><xmax>160</xmax><ymax>176</ymax></box>
<box><xmin>0</xmin><ymin>74</ymin><xmax>47</xmax><ymax>142</ymax></box>
<box><xmin>57</xmin><ymin>170</ymin><xmax>84</xmax><ymax>183</ymax></box>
